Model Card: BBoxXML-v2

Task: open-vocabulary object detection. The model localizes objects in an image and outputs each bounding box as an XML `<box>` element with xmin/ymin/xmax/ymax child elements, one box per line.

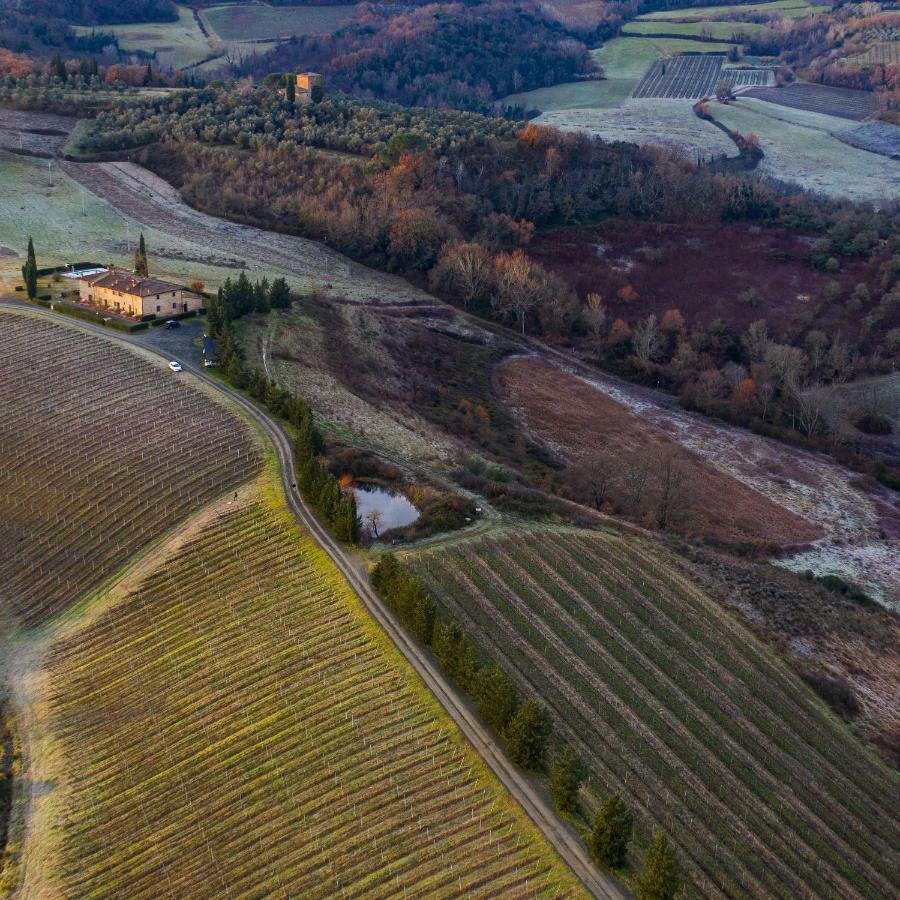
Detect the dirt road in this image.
<box><xmin>0</xmin><ymin>302</ymin><xmax>624</xmax><ymax>900</ymax></box>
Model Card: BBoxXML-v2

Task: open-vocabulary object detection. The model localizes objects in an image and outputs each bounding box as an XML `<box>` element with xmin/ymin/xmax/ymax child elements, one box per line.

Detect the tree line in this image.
<box><xmin>206</xmin><ymin>274</ymin><xmax>360</xmax><ymax>544</ymax></box>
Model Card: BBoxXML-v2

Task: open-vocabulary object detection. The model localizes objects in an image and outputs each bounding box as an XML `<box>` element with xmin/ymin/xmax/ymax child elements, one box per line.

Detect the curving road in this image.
<box><xmin>0</xmin><ymin>301</ymin><xmax>626</xmax><ymax>900</ymax></box>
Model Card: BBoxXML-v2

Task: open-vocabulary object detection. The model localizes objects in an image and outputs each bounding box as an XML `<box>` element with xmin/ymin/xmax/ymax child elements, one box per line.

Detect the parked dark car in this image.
<box><xmin>164</xmin><ymin>319</ymin><xmax>179</xmax><ymax>329</ymax></box>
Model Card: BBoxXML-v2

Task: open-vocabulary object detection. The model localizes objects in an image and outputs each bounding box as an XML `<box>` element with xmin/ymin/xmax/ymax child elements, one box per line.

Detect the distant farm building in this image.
<box><xmin>77</xmin><ymin>269</ymin><xmax>203</xmax><ymax>318</ymax></box>
<box><xmin>295</xmin><ymin>72</ymin><xmax>324</xmax><ymax>104</ymax></box>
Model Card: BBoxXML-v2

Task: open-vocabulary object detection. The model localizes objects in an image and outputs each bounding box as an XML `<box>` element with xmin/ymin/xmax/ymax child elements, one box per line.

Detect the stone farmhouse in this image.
<box><xmin>295</xmin><ymin>72</ymin><xmax>324</xmax><ymax>104</ymax></box>
<box><xmin>77</xmin><ymin>269</ymin><xmax>203</xmax><ymax>318</ymax></box>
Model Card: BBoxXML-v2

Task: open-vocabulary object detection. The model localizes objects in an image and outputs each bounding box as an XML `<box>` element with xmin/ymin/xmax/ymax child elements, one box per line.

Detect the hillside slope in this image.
<box><xmin>409</xmin><ymin>527</ymin><xmax>900</xmax><ymax>899</ymax></box>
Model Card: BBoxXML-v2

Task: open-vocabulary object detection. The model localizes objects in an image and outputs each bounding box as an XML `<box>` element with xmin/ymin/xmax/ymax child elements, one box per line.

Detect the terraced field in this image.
<box><xmin>31</xmin><ymin>492</ymin><xmax>578</xmax><ymax>897</ymax></box>
<box><xmin>410</xmin><ymin>528</ymin><xmax>900</xmax><ymax>900</ymax></box>
<box><xmin>0</xmin><ymin>310</ymin><xmax>261</xmax><ymax>625</ymax></box>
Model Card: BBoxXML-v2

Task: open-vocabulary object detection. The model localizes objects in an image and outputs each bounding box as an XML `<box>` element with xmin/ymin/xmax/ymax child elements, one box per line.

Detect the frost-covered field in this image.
<box><xmin>713</xmin><ymin>99</ymin><xmax>900</xmax><ymax>201</ymax></box>
<box><xmin>537</xmin><ymin>100</ymin><xmax>735</xmax><ymax>158</ymax></box>
<box><xmin>571</xmin><ymin>367</ymin><xmax>900</xmax><ymax>605</ymax></box>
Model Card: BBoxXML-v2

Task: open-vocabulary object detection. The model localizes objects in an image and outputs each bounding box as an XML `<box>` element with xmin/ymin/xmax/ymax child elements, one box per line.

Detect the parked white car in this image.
<box><xmin>168</xmin><ymin>360</ymin><xmax>183</xmax><ymax>373</ymax></box>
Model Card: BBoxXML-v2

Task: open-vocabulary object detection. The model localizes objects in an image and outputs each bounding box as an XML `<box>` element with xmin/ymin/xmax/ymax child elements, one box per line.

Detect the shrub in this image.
<box><xmin>854</xmin><ymin>413</ymin><xmax>893</xmax><ymax>435</ymax></box>
<box><xmin>801</xmin><ymin>670</ymin><xmax>861</xmax><ymax>719</ymax></box>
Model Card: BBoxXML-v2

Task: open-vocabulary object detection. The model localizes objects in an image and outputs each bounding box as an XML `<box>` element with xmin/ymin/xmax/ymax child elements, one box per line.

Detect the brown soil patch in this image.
<box><xmin>529</xmin><ymin>220</ymin><xmax>873</xmax><ymax>337</ymax></box>
<box><xmin>495</xmin><ymin>356</ymin><xmax>823</xmax><ymax>547</ymax></box>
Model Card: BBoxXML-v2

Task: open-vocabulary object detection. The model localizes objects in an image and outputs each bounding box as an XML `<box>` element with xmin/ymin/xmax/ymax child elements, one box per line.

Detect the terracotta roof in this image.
<box><xmin>81</xmin><ymin>270</ymin><xmax>184</xmax><ymax>297</ymax></box>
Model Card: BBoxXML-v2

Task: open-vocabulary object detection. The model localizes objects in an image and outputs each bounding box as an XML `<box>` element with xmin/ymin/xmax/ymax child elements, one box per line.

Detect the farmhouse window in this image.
<box><xmin>172</xmin><ymin>302</ymin><xmax>177</xmax><ymax>309</ymax></box>
<box><xmin>156</xmin><ymin>294</ymin><xmax>160</xmax><ymax>299</ymax></box>
<box><xmin>156</xmin><ymin>305</ymin><xmax>161</xmax><ymax>313</ymax></box>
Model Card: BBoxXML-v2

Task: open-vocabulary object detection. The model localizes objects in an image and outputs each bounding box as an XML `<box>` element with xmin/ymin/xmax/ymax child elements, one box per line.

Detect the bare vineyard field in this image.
<box><xmin>633</xmin><ymin>55</ymin><xmax>771</xmax><ymax>99</ymax></box>
<box><xmin>851</xmin><ymin>40</ymin><xmax>900</xmax><ymax>67</ymax></box>
<box><xmin>743</xmin><ymin>82</ymin><xmax>878</xmax><ymax>120</ymax></box>
<box><xmin>410</xmin><ymin>528</ymin><xmax>900</xmax><ymax>900</ymax></box>
<box><xmin>32</xmin><ymin>491</ymin><xmax>578</xmax><ymax>897</ymax></box>
<box><xmin>0</xmin><ymin>311</ymin><xmax>261</xmax><ymax>625</ymax></box>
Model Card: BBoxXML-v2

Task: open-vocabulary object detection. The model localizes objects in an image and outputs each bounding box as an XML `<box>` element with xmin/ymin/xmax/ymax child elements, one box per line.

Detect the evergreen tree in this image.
<box><xmin>52</xmin><ymin>53</ymin><xmax>67</xmax><ymax>82</ymax></box>
<box><xmin>254</xmin><ymin>277</ymin><xmax>271</xmax><ymax>314</ymax></box>
<box><xmin>636</xmin><ymin>832</ymin><xmax>680</xmax><ymax>900</ymax></box>
<box><xmin>310</xmin><ymin>82</ymin><xmax>324</xmax><ymax>103</ymax></box>
<box><xmin>144</xmin><ymin>61</ymin><xmax>153</xmax><ymax>85</ymax></box>
<box><xmin>550</xmin><ymin>744</ymin><xmax>585</xmax><ymax>816</ymax></box>
<box><xmin>474</xmin><ymin>664</ymin><xmax>519</xmax><ymax>734</ymax></box>
<box><xmin>371</xmin><ymin>554</ymin><xmax>401</xmax><ymax>594</ymax></box>
<box><xmin>588</xmin><ymin>794</ymin><xmax>633</xmax><ymax>869</ymax></box>
<box><xmin>134</xmin><ymin>232</ymin><xmax>148</xmax><ymax>276</ymax></box>
<box><xmin>21</xmin><ymin>236</ymin><xmax>37</xmax><ymax>299</ymax></box>
<box><xmin>504</xmin><ymin>698</ymin><xmax>551</xmax><ymax>770</ymax></box>
<box><xmin>285</xmin><ymin>73</ymin><xmax>296</xmax><ymax>105</ymax></box>
<box><xmin>454</xmin><ymin>631</ymin><xmax>478</xmax><ymax>692</ymax></box>
<box><xmin>269</xmin><ymin>277</ymin><xmax>291</xmax><ymax>309</ymax></box>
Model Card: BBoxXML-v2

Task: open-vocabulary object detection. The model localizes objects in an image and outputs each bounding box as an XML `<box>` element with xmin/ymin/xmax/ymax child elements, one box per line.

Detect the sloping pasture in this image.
<box><xmin>410</xmin><ymin>528</ymin><xmax>900</xmax><ymax>900</ymax></box>
<box><xmin>35</xmin><ymin>494</ymin><xmax>579</xmax><ymax>897</ymax></box>
<box><xmin>0</xmin><ymin>311</ymin><xmax>261</xmax><ymax>625</ymax></box>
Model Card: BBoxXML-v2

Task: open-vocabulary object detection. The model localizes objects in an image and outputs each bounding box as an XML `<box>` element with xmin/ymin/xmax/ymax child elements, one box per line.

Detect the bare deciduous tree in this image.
<box><xmin>654</xmin><ymin>450</ymin><xmax>688</xmax><ymax>530</ymax></box>
<box><xmin>632</xmin><ymin>314</ymin><xmax>663</xmax><ymax>366</ymax></box>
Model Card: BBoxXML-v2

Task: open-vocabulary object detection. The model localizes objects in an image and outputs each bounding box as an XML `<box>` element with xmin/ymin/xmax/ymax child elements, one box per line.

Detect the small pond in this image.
<box><xmin>351</xmin><ymin>485</ymin><xmax>419</xmax><ymax>535</ymax></box>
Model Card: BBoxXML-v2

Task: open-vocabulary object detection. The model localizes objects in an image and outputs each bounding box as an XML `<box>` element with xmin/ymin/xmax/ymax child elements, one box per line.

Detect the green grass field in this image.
<box><xmin>409</xmin><ymin>527</ymin><xmax>900</xmax><ymax>899</ymax></box>
<box><xmin>640</xmin><ymin>0</ymin><xmax>816</xmax><ymax>20</ymax></box>
<box><xmin>73</xmin><ymin>6</ymin><xmax>211</xmax><ymax>69</ymax></box>
<box><xmin>200</xmin><ymin>3</ymin><xmax>353</xmax><ymax>42</ymax></box>
<box><xmin>622</xmin><ymin>19</ymin><xmax>773</xmax><ymax>41</ymax></box>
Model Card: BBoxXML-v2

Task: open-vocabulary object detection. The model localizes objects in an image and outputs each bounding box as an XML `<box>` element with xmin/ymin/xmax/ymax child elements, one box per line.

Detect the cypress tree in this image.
<box><xmin>636</xmin><ymin>832</ymin><xmax>680</xmax><ymax>900</ymax></box>
<box><xmin>454</xmin><ymin>631</ymin><xmax>478</xmax><ymax>692</ymax></box>
<box><xmin>269</xmin><ymin>277</ymin><xmax>291</xmax><ymax>309</ymax></box>
<box><xmin>504</xmin><ymin>699</ymin><xmax>552</xmax><ymax>770</ymax></box>
<box><xmin>588</xmin><ymin>794</ymin><xmax>633</xmax><ymax>869</ymax></box>
<box><xmin>144</xmin><ymin>61</ymin><xmax>152</xmax><ymax>85</ymax></box>
<box><xmin>475</xmin><ymin>664</ymin><xmax>519</xmax><ymax>734</ymax></box>
<box><xmin>285</xmin><ymin>73</ymin><xmax>296</xmax><ymax>105</ymax></box>
<box><xmin>134</xmin><ymin>232</ymin><xmax>148</xmax><ymax>276</ymax></box>
<box><xmin>22</xmin><ymin>236</ymin><xmax>37</xmax><ymax>299</ymax></box>
<box><xmin>550</xmin><ymin>744</ymin><xmax>585</xmax><ymax>816</ymax></box>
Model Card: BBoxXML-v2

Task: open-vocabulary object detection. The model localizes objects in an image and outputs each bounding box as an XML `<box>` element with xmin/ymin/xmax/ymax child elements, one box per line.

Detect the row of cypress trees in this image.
<box><xmin>207</xmin><ymin>276</ymin><xmax>359</xmax><ymax>544</ymax></box>
<box><xmin>371</xmin><ymin>555</ymin><xmax>552</xmax><ymax>770</ymax></box>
